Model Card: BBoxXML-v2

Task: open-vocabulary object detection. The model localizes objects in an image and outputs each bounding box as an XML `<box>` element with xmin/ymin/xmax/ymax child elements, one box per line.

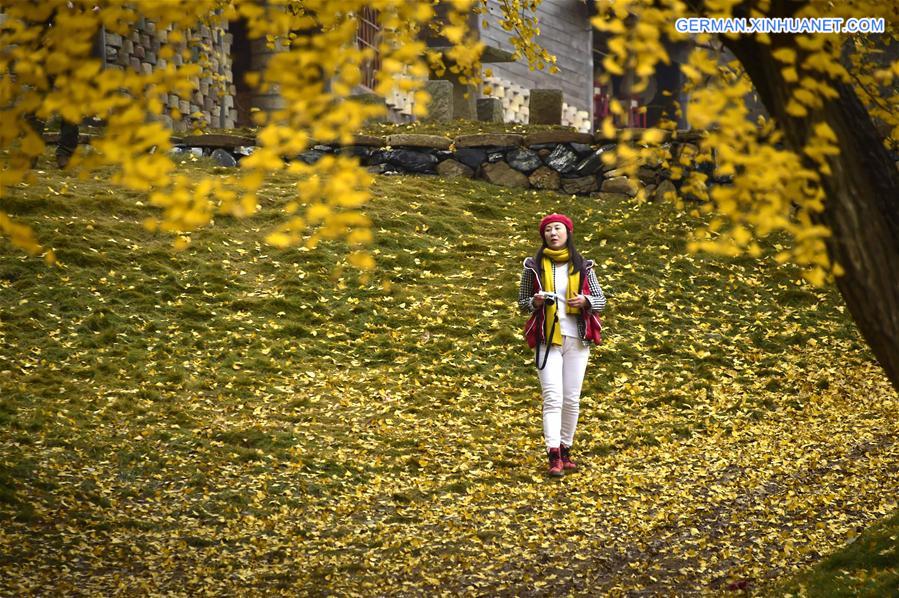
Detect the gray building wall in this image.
<box><xmin>479</xmin><ymin>0</ymin><xmax>593</xmax><ymax>114</ymax></box>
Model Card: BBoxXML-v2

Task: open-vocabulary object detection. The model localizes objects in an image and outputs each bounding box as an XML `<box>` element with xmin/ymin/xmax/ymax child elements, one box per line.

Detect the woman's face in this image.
<box><xmin>544</xmin><ymin>222</ymin><xmax>568</xmax><ymax>249</ymax></box>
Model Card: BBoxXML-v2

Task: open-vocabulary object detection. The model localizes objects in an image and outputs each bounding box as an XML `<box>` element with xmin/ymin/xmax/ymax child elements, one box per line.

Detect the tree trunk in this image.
<box><xmin>724</xmin><ymin>36</ymin><xmax>899</xmax><ymax>394</ymax></box>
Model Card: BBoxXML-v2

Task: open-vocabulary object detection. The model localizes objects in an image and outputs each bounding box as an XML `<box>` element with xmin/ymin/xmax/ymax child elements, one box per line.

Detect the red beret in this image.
<box><xmin>539</xmin><ymin>213</ymin><xmax>573</xmax><ymax>236</ymax></box>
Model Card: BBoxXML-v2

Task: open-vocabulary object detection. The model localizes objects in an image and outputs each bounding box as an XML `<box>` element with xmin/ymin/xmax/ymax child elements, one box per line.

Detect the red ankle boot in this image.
<box><xmin>547</xmin><ymin>447</ymin><xmax>563</xmax><ymax>477</ymax></box>
<box><xmin>560</xmin><ymin>445</ymin><xmax>578</xmax><ymax>471</ymax></box>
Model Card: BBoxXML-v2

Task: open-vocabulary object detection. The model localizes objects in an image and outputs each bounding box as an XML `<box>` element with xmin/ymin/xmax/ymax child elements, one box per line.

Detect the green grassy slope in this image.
<box><xmin>778</xmin><ymin>510</ymin><xmax>898</xmax><ymax>597</ymax></box>
<box><xmin>0</xmin><ymin>157</ymin><xmax>896</xmax><ymax>594</ymax></box>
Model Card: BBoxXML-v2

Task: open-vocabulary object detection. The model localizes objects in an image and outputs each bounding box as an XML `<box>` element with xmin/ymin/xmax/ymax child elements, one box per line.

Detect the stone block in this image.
<box><xmin>561</xmin><ymin>175</ymin><xmax>599</xmax><ymax>195</ymax></box>
<box><xmin>477</xmin><ymin>98</ymin><xmax>503</xmax><ymax>123</ymax></box>
<box><xmin>383</xmin><ymin>149</ymin><xmax>438</xmax><ymax>173</ymax></box>
<box><xmin>387</xmin><ymin>134</ymin><xmax>452</xmax><ymax>150</ymax></box>
<box><xmin>454</xmin><ymin>134</ymin><xmax>524</xmax><ymax>149</ymax></box>
<box><xmin>571</xmin><ymin>142</ymin><xmax>593</xmax><ymax>156</ymax></box>
<box><xmin>528</xmin><ymin>166</ymin><xmax>560</xmax><ymax>190</ymax></box>
<box><xmin>134</xmin><ymin>45</ymin><xmax>145</xmax><ymax>59</ymax></box>
<box><xmin>141</xmin><ymin>62</ymin><xmax>153</xmax><ymax>75</ymax></box>
<box><xmin>507</xmin><ymin>148</ymin><xmax>542</xmax><ymax>173</ymax></box>
<box><xmin>525</xmin><ymin>131</ymin><xmax>594</xmax><ymax>146</ymax></box>
<box><xmin>480</xmin><ymin>161</ymin><xmax>530</xmax><ymax>188</ymax></box>
<box><xmin>529</xmin><ymin>89</ymin><xmax>563</xmax><ymax>125</ymax></box>
<box><xmin>638</xmin><ymin>165</ymin><xmax>659</xmax><ymax>185</ymax></box>
<box><xmin>545</xmin><ymin>144</ymin><xmax>579</xmax><ymax>174</ymax></box>
<box><xmin>122</xmin><ymin>38</ymin><xmax>133</xmax><ymax>54</ymax></box>
<box><xmin>601</xmin><ymin>176</ymin><xmax>638</xmax><ymax>197</ymax></box>
<box><xmin>422</xmin><ymin>80</ymin><xmax>453</xmax><ymax>123</ymax></box>
<box><xmin>427</xmin><ymin>71</ymin><xmax>477</xmax><ymax>119</ymax></box>
<box><xmin>454</xmin><ymin>148</ymin><xmax>487</xmax><ymax>170</ymax></box>
<box><xmin>654</xmin><ymin>179</ymin><xmax>677</xmax><ymax>202</ymax></box>
<box><xmin>130</xmin><ymin>57</ymin><xmax>141</xmax><ymax>71</ymax></box>
<box><xmin>106</xmin><ymin>33</ymin><xmax>122</xmax><ymax>47</ymax></box>
<box><xmin>436</xmin><ymin>159</ymin><xmax>474</xmax><ymax>179</ymax></box>
<box><xmin>573</xmin><ymin>145</ymin><xmax>616</xmax><ymax>176</ymax></box>
<box><xmin>211</xmin><ymin>148</ymin><xmax>237</xmax><ymax>167</ymax></box>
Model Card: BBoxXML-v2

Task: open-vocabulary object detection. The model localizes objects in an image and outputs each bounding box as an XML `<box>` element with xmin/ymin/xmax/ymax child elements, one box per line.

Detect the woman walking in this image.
<box><xmin>519</xmin><ymin>214</ymin><xmax>606</xmax><ymax>476</ymax></box>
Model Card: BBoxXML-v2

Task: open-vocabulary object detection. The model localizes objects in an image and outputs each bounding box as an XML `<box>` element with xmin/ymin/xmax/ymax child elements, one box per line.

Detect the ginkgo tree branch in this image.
<box><xmin>721</xmin><ymin>32</ymin><xmax>899</xmax><ymax>393</ymax></box>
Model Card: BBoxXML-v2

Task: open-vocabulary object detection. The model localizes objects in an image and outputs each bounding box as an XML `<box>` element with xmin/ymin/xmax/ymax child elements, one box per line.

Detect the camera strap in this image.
<box><xmin>535</xmin><ymin>310</ymin><xmax>558</xmax><ymax>370</ymax></box>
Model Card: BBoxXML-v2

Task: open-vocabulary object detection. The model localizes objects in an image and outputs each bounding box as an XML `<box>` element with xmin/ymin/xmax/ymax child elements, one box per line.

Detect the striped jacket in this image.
<box><xmin>518</xmin><ymin>256</ymin><xmax>607</xmax><ymax>346</ymax></box>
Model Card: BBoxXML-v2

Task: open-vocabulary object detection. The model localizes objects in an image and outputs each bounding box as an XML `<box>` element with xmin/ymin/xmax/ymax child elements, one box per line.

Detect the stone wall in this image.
<box><xmin>103</xmin><ymin>19</ymin><xmax>235</xmax><ymax>132</ymax></box>
<box><xmin>172</xmin><ymin>130</ymin><xmax>714</xmax><ymax>202</ymax></box>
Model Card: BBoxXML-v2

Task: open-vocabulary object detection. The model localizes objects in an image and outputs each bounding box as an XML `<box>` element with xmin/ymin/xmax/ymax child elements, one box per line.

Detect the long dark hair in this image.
<box><xmin>534</xmin><ymin>227</ymin><xmax>584</xmax><ymax>279</ymax></box>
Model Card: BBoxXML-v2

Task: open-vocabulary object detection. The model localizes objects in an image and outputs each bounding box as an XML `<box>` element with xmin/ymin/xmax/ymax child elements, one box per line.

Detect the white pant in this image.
<box><xmin>537</xmin><ymin>336</ymin><xmax>590</xmax><ymax>450</ymax></box>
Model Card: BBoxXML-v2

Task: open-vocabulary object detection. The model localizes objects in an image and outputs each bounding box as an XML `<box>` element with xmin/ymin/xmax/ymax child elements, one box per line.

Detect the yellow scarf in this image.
<box><xmin>541</xmin><ymin>248</ymin><xmax>581</xmax><ymax>346</ymax></box>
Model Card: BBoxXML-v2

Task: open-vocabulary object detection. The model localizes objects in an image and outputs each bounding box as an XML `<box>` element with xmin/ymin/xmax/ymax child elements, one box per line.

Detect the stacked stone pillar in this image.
<box><xmin>103</xmin><ymin>18</ymin><xmax>236</xmax><ymax>132</ymax></box>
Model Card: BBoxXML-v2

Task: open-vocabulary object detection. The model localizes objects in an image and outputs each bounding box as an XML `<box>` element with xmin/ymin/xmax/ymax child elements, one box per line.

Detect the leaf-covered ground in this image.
<box><xmin>1</xmin><ymin>158</ymin><xmax>897</xmax><ymax>595</ymax></box>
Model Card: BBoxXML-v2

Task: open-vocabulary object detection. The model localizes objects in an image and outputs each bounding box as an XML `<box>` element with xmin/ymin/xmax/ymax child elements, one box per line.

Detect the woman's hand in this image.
<box><xmin>533</xmin><ymin>293</ymin><xmax>545</xmax><ymax>307</ymax></box>
<box><xmin>567</xmin><ymin>295</ymin><xmax>588</xmax><ymax>309</ymax></box>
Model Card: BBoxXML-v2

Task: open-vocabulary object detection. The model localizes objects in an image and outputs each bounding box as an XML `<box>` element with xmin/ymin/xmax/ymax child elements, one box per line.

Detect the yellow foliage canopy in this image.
<box><xmin>0</xmin><ymin>0</ymin><xmax>490</xmax><ymax>269</ymax></box>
